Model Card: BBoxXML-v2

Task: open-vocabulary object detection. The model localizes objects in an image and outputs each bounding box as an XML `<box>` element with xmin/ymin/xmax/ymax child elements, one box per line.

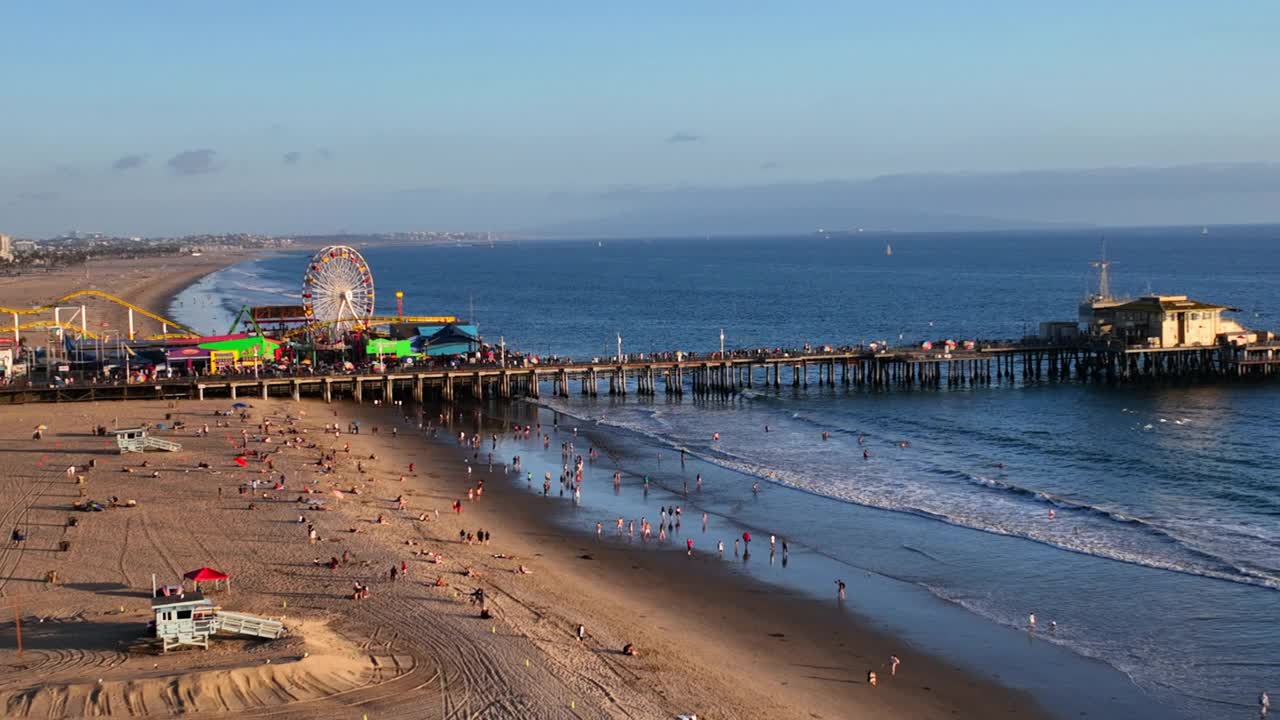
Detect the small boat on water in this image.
<box><xmin>885</xmin><ymin>242</ymin><xmax>893</xmax><ymax>257</ymax></box>
<box><xmin>1201</xmin><ymin>226</ymin><xmax>1209</xmax><ymax>236</ymax></box>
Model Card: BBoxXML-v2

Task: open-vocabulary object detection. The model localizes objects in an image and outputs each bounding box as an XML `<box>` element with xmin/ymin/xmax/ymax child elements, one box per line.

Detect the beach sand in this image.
<box><xmin>0</xmin><ymin>251</ymin><xmax>253</xmax><ymax>339</ymax></box>
<box><xmin>0</xmin><ymin>396</ymin><xmax>1045</xmax><ymax>719</ymax></box>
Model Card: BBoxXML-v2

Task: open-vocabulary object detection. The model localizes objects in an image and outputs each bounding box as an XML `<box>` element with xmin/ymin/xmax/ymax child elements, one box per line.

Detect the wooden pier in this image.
<box><xmin>3</xmin><ymin>340</ymin><xmax>1280</xmax><ymax>406</ymax></box>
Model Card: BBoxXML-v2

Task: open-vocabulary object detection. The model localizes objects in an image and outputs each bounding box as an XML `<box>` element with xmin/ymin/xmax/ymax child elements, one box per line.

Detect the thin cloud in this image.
<box><xmin>282</xmin><ymin>151</ymin><xmax>302</xmax><ymax>166</ymax></box>
<box><xmin>167</xmin><ymin>149</ymin><xmax>220</xmax><ymax>176</ymax></box>
<box><xmin>315</xmin><ymin>147</ymin><xmax>332</xmax><ymax>160</ymax></box>
<box><xmin>666</xmin><ymin>132</ymin><xmax>704</xmax><ymax>144</ymax></box>
<box><xmin>112</xmin><ymin>154</ymin><xmax>148</xmax><ymax>171</ymax></box>
<box><xmin>760</xmin><ymin>161</ymin><xmax>780</xmax><ymax>170</ymax></box>
<box><xmin>5</xmin><ymin>190</ymin><xmax>59</xmax><ymax>207</ymax></box>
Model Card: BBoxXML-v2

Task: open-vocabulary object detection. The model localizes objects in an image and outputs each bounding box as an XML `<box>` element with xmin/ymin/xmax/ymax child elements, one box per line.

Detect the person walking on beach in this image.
<box><xmin>836</xmin><ymin>579</ymin><xmax>846</xmax><ymax>600</ymax></box>
<box><xmin>717</xmin><ymin>540</ymin><xmax>724</xmax><ymax>557</ymax></box>
<box><xmin>576</xmin><ymin>624</ymin><xmax>586</xmax><ymax>643</ymax></box>
<box><xmin>1260</xmin><ymin>690</ymin><xmax>1270</xmax><ymax>718</ymax></box>
<box><xmin>890</xmin><ymin>655</ymin><xmax>900</xmax><ymax>676</ymax></box>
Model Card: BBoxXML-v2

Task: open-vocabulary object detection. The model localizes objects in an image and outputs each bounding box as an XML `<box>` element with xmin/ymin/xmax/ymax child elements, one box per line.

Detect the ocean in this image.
<box><xmin>172</xmin><ymin>227</ymin><xmax>1280</xmax><ymax>719</ymax></box>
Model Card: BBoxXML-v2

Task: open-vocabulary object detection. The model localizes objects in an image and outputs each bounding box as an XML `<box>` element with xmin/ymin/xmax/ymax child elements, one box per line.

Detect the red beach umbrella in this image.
<box><xmin>183</xmin><ymin>566</ymin><xmax>231</xmax><ymax>592</ymax></box>
<box><xmin>234</xmin><ymin>456</ymin><xmax>248</xmax><ymax>467</ymax></box>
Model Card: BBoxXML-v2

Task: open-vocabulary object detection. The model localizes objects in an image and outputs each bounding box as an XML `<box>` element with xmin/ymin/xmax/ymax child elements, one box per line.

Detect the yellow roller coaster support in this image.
<box><xmin>0</xmin><ymin>289</ymin><xmax>200</xmax><ymax>338</ymax></box>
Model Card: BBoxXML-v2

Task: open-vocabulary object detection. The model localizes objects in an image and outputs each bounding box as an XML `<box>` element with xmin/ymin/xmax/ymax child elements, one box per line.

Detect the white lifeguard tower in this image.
<box><xmin>152</xmin><ymin>592</ymin><xmax>217</xmax><ymax>652</ymax></box>
<box><xmin>151</xmin><ymin>587</ymin><xmax>285</xmax><ymax>653</ymax></box>
<box><xmin>114</xmin><ymin>427</ymin><xmax>182</xmax><ymax>454</ymax></box>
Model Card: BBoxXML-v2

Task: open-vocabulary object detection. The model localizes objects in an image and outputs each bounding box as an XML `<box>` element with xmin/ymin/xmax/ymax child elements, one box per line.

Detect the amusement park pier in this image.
<box><xmin>2</xmin><ymin>244</ymin><xmax>1279</xmax><ymax>405</ymax></box>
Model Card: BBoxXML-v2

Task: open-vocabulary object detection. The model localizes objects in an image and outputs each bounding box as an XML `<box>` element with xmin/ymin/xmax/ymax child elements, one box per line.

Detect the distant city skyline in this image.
<box><xmin>3</xmin><ymin>2</ymin><xmax>1279</xmax><ymax>236</ymax></box>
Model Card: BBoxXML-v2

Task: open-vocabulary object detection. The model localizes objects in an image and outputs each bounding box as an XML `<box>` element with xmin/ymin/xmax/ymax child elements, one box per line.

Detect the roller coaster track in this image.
<box><xmin>0</xmin><ymin>290</ymin><xmax>200</xmax><ymax>338</ymax></box>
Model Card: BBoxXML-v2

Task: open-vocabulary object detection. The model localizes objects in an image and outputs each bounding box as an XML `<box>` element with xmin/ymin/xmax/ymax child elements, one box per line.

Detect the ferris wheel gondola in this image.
<box><xmin>301</xmin><ymin>245</ymin><xmax>375</xmax><ymax>342</ymax></box>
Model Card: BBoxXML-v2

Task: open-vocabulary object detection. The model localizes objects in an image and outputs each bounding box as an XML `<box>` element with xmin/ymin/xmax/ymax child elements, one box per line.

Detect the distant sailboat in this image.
<box><xmin>885</xmin><ymin>242</ymin><xmax>893</xmax><ymax>257</ymax></box>
<box><xmin>1201</xmin><ymin>226</ymin><xmax>1209</xmax><ymax>236</ymax></box>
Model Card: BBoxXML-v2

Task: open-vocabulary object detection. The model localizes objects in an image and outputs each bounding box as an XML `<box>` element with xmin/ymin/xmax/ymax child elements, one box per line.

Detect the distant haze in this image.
<box><xmin>5</xmin><ymin>163</ymin><xmax>1278</xmax><ymax>238</ymax></box>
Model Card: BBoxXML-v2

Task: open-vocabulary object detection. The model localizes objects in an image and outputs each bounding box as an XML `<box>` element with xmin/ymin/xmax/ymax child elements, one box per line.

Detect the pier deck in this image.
<box><xmin>3</xmin><ymin>341</ymin><xmax>1279</xmax><ymax>405</ymax></box>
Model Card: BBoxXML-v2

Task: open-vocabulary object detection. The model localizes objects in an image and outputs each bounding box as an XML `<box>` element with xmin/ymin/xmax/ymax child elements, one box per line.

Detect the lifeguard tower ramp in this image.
<box><xmin>214</xmin><ymin>610</ymin><xmax>285</xmax><ymax>640</ymax></box>
<box><xmin>114</xmin><ymin>428</ymin><xmax>182</xmax><ymax>454</ymax></box>
<box><xmin>153</xmin><ymin>592</ymin><xmax>286</xmax><ymax>652</ymax></box>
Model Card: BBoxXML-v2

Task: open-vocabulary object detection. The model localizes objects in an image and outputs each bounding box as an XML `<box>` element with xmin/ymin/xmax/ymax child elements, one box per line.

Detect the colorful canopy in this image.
<box><xmin>184</xmin><ymin>567</ymin><xmax>229</xmax><ymax>582</ymax></box>
<box><xmin>198</xmin><ymin>334</ymin><xmax>280</xmax><ymax>357</ymax></box>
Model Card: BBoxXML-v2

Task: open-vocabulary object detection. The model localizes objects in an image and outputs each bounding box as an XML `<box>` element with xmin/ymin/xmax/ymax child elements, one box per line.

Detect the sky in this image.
<box><xmin>2</xmin><ymin>2</ymin><xmax>1279</xmax><ymax>236</ymax></box>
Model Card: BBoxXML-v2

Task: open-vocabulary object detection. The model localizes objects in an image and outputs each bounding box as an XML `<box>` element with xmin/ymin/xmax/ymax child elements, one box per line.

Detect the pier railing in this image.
<box><xmin>2</xmin><ymin>339</ymin><xmax>1278</xmax><ymax>405</ymax></box>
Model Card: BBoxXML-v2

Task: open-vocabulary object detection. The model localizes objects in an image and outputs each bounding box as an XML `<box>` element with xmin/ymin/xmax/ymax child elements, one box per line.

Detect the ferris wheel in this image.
<box><xmin>301</xmin><ymin>245</ymin><xmax>376</xmax><ymax>341</ymax></box>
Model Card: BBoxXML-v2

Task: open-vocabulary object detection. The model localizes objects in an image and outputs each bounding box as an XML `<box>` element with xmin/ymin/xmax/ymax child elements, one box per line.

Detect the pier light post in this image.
<box><xmin>617</xmin><ymin>333</ymin><xmax>623</xmax><ymax>364</ymax></box>
<box><xmin>720</xmin><ymin>328</ymin><xmax>725</xmax><ymax>357</ymax></box>
<box><xmin>500</xmin><ymin>336</ymin><xmax>506</xmax><ymax>368</ymax></box>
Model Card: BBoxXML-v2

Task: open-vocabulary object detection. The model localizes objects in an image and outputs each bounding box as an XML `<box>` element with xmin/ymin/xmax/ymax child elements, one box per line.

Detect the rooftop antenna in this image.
<box><xmin>1090</xmin><ymin>238</ymin><xmax>1112</xmax><ymax>301</ymax></box>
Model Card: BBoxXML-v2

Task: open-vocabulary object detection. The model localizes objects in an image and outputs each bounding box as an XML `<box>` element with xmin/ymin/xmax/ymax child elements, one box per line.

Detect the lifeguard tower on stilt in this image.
<box><xmin>150</xmin><ymin>568</ymin><xmax>284</xmax><ymax>652</ymax></box>
<box><xmin>114</xmin><ymin>427</ymin><xmax>182</xmax><ymax>454</ymax></box>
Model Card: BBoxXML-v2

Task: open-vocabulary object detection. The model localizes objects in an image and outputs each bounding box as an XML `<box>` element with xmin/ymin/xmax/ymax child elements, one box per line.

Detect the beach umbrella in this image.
<box><xmin>234</xmin><ymin>456</ymin><xmax>248</xmax><ymax>467</ymax></box>
<box><xmin>231</xmin><ymin>402</ymin><xmax>249</xmax><ymax>409</ymax></box>
<box><xmin>183</xmin><ymin>566</ymin><xmax>231</xmax><ymax>593</ymax></box>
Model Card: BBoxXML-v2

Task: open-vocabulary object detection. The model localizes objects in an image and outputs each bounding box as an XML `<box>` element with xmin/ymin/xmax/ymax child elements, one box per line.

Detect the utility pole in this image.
<box><xmin>13</xmin><ymin>599</ymin><xmax>22</xmax><ymax>658</ymax></box>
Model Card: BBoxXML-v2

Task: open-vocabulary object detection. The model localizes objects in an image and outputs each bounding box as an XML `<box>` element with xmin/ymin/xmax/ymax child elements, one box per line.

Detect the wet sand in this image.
<box><xmin>0</xmin><ymin>395</ymin><xmax>1045</xmax><ymax>718</ymax></box>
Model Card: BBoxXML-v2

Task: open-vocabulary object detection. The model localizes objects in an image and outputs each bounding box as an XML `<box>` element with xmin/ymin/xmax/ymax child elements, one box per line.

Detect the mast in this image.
<box><xmin>1090</xmin><ymin>239</ymin><xmax>1112</xmax><ymax>301</ymax></box>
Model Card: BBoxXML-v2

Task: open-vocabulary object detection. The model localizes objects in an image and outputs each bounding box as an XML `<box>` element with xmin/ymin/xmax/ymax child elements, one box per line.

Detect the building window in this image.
<box><xmin>177</xmin><ymin>609</ymin><xmax>192</xmax><ymax>620</ymax></box>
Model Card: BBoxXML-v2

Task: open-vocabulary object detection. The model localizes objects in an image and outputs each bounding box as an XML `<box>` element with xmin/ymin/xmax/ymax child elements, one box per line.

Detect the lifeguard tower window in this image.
<box><xmin>177</xmin><ymin>609</ymin><xmax>192</xmax><ymax>620</ymax></box>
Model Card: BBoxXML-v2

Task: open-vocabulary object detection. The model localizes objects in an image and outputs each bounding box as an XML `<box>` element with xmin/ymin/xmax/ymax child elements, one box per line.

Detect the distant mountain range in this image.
<box><xmin>521</xmin><ymin>163</ymin><xmax>1280</xmax><ymax>238</ymax></box>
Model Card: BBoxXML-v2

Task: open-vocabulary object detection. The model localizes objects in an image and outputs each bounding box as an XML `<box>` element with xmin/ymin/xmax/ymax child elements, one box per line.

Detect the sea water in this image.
<box><xmin>173</xmin><ymin>228</ymin><xmax>1280</xmax><ymax>719</ymax></box>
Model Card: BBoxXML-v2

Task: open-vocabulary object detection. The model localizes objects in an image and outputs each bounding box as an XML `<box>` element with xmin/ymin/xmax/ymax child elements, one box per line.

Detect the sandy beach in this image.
<box><xmin>0</xmin><ymin>251</ymin><xmax>254</xmax><ymax>339</ymax></box>
<box><xmin>0</xmin><ymin>394</ymin><xmax>1045</xmax><ymax>719</ymax></box>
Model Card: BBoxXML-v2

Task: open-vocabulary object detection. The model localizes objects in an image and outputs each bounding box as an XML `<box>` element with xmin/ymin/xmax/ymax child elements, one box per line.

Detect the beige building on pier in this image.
<box><xmin>1087</xmin><ymin>294</ymin><xmax>1249</xmax><ymax>348</ymax></box>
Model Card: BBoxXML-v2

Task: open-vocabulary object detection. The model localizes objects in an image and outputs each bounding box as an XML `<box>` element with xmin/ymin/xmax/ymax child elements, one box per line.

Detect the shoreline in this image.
<box><xmin>157</xmin><ymin>256</ymin><xmax>1142</xmax><ymax>718</ymax></box>
<box><xmin>335</xmin><ymin>397</ymin><xmax>1054</xmax><ymax>717</ymax></box>
<box><xmin>0</xmin><ymin>395</ymin><xmax>1046</xmax><ymax>719</ymax></box>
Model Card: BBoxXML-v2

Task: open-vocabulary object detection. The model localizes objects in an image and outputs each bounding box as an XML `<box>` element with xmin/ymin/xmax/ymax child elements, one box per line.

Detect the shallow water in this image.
<box><xmin>173</xmin><ymin>227</ymin><xmax>1280</xmax><ymax>719</ymax></box>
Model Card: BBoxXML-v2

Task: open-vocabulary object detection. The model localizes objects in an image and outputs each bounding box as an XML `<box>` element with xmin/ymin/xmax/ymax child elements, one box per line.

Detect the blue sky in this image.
<box><xmin>3</xmin><ymin>2</ymin><xmax>1279</xmax><ymax>236</ymax></box>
